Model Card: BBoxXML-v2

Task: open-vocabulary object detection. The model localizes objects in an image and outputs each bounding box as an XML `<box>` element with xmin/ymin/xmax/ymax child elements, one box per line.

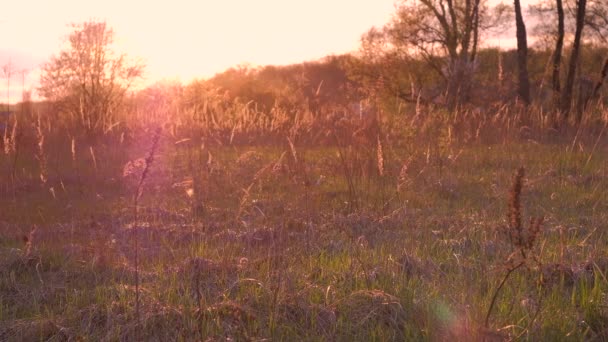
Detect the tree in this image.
<box><xmin>531</xmin><ymin>0</ymin><xmax>607</xmax><ymax>123</ymax></box>
<box><xmin>552</xmin><ymin>0</ymin><xmax>565</xmax><ymax>108</ymax></box>
<box><xmin>584</xmin><ymin>0</ymin><xmax>608</xmax><ymax>44</ymax></box>
<box><xmin>514</xmin><ymin>0</ymin><xmax>531</xmax><ymax>105</ymax></box>
<box><xmin>561</xmin><ymin>0</ymin><xmax>587</xmax><ymax>120</ymax></box>
<box><xmin>360</xmin><ymin>0</ymin><xmax>510</xmax><ymax>108</ymax></box>
<box><xmin>592</xmin><ymin>56</ymin><xmax>608</xmax><ymax>97</ymax></box>
<box><xmin>39</xmin><ymin>21</ymin><xmax>143</xmax><ymax>139</ymax></box>
<box><xmin>531</xmin><ymin>0</ymin><xmax>607</xmax><ymax>45</ymax></box>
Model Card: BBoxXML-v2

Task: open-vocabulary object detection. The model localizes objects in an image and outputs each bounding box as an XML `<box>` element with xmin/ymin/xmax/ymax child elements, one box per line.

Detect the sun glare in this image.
<box><xmin>1</xmin><ymin>0</ymin><xmax>396</xmax><ymax>101</ymax></box>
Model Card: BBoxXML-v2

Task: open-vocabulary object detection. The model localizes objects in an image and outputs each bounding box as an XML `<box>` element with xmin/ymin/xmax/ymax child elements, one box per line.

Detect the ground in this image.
<box><xmin>1</xmin><ymin>124</ymin><xmax>607</xmax><ymax>341</ymax></box>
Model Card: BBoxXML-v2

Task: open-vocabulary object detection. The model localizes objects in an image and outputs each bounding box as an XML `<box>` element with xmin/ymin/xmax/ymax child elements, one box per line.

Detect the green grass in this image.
<box><xmin>1</xmin><ymin>134</ymin><xmax>607</xmax><ymax>341</ymax></box>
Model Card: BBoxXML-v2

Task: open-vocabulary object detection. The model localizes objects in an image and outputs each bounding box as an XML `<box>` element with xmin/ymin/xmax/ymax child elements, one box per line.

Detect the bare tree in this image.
<box><xmin>585</xmin><ymin>0</ymin><xmax>608</xmax><ymax>44</ymax></box>
<box><xmin>360</xmin><ymin>0</ymin><xmax>510</xmax><ymax>108</ymax></box>
<box><xmin>531</xmin><ymin>0</ymin><xmax>606</xmax><ymax>123</ymax></box>
<box><xmin>39</xmin><ymin>21</ymin><xmax>143</xmax><ymax>140</ymax></box>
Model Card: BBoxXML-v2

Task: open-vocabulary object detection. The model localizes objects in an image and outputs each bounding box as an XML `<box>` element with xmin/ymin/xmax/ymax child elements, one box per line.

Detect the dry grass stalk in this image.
<box><xmin>287</xmin><ymin>137</ymin><xmax>298</xmax><ymax>164</ymax></box>
<box><xmin>498</xmin><ymin>51</ymin><xmax>504</xmax><ymax>83</ymax></box>
<box><xmin>397</xmin><ymin>156</ymin><xmax>413</xmax><ymax>192</ymax></box>
<box><xmin>89</xmin><ymin>146</ymin><xmax>97</xmax><ymax>172</ymax></box>
<box><xmin>236</xmin><ymin>160</ymin><xmax>275</xmax><ymax>220</ymax></box>
<box><xmin>336</xmin><ymin>290</ymin><xmax>406</xmax><ymax>334</ymax></box>
<box><xmin>271</xmin><ymin>152</ymin><xmax>287</xmax><ymax>175</ymax></box>
<box><xmin>23</xmin><ymin>225</ymin><xmax>38</xmax><ymax>258</ymax></box>
<box><xmin>132</xmin><ymin>127</ymin><xmax>162</xmax><ymax>335</ymax></box>
<box><xmin>9</xmin><ymin>119</ymin><xmax>17</xmax><ymax>154</ymax></box>
<box><xmin>3</xmin><ymin>121</ymin><xmax>9</xmax><ymax>155</ymax></box>
<box><xmin>486</xmin><ymin>167</ymin><xmax>544</xmax><ymax>329</ymax></box>
<box><xmin>71</xmin><ymin>137</ymin><xmax>76</xmax><ymax>162</ymax></box>
<box><xmin>508</xmin><ymin>167</ymin><xmax>544</xmax><ymax>257</ymax></box>
<box><xmin>35</xmin><ymin>116</ymin><xmax>47</xmax><ymax>184</ymax></box>
<box><xmin>508</xmin><ymin>167</ymin><xmax>524</xmax><ymax>247</ymax></box>
<box><xmin>415</xmin><ymin>93</ymin><xmax>422</xmax><ymax>119</ymax></box>
<box><xmin>134</xmin><ymin>129</ymin><xmax>161</xmax><ymax>202</ymax></box>
<box><xmin>376</xmin><ymin>135</ymin><xmax>384</xmax><ymax>177</ymax></box>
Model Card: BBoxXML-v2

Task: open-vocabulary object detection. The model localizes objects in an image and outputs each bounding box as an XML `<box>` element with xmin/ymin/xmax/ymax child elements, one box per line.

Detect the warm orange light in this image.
<box><xmin>1</xmin><ymin>0</ymin><xmax>397</xmax><ymax>101</ymax></box>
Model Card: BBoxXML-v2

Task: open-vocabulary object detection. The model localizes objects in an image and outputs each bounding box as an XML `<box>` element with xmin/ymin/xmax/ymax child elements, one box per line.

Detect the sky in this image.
<box><xmin>0</xmin><ymin>0</ymin><xmax>527</xmax><ymax>104</ymax></box>
<box><xmin>0</xmin><ymin>0</ymin><xmax>402</xmax><ymax>102</ymax></box>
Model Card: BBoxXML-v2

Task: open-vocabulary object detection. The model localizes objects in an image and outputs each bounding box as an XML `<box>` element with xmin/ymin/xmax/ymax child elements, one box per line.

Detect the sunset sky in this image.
<box><xmin>1</xmin><ymin>0</ymin><xmax>400</xmax><ymax>102</ymax></box>
<box><xmin>1</xmin><ymin>0</ymin><xmax>518</xmax><ymax>103</ymax></box>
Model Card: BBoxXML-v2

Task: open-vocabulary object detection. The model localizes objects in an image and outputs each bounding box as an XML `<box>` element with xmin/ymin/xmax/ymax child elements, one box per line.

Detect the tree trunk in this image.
<box><xmin>460</xmin><ymin>0</ymin><xmax>473</xmax><ymax>62</ymax></box>
<box><xmin>577</xmin><ymin>57</ymin><xmax>608</xmax><ymax>118</ymax></box>
<box><xmin>592</xmin><ymin>57</ymin><xmax>608</xmax><ymax>97</ymax></box>
<box><xmin>514</xmin><ymin>0</ymin><xmax>531</xmax><ymax>105</ymax></box>
<box><xmin>575</xmin><ymin>77</ymin><xmax>593</xmax><ymax>123</ymax></box>
<box><xmin>470</xmin><ymin>0</ymin><xmax>481</xmax><ymax>63</ymax></box>
<box><xmin>552</xmin><ymin>0</ymin><xmax>564</xmax><ymax>105</ymax></box>
<box><xmin>561</xmin><ymin>0</ymin><xmax>587</xmax><ymax>122</ymax></box>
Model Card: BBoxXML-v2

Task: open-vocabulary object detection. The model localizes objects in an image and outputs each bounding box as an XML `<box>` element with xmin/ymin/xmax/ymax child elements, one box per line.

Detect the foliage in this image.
<box><xmin>39</xmin><ymin>21</ymin><xmax>143</xmax><ymax>139</ymax></box>
<box><xmin>530</xmin><ymin>0</ymin><xmax>608</xmax><ymax>46</ymax></box>
<box><xmin>359</xmin><ymin>0</ymin><xmax>511</xmax><ymax>107</ymax></box>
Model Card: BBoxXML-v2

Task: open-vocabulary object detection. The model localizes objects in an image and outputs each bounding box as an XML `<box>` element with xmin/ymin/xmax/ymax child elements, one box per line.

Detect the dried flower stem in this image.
<box><xmin>133</xmin><ymin>127</ymin><xmax>162</xmax><ymax>336</ymax></box>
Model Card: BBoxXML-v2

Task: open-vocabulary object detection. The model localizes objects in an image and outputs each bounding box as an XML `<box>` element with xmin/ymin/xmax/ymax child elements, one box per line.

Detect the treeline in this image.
<box><xmin>127</xmin><ymin>44</ymin><xmax>607</xmax><ymax>124</ymax></box>
<box><xmin>125</xmin><ymin>0</ymin><xmax>608</xmax><ymax>130</ymax></box>
<box><xmin>2</xmin><ymin>1</ymin><xmax>608</xmax><ymax>146</ymax></box>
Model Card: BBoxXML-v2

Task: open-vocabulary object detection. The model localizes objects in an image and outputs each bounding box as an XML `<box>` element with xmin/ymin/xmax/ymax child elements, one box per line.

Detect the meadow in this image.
<box><xmin>1</xmin><ymin>102</ymin><xmax>607</xmax><ymax>341</ymax></box>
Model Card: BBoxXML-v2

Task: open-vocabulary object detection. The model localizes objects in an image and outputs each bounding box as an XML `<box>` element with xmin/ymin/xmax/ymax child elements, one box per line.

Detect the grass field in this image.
<box><xmin>1</xmin><ymin>112</ymin><xmax>608</xmax><ymax>340</ymax></box>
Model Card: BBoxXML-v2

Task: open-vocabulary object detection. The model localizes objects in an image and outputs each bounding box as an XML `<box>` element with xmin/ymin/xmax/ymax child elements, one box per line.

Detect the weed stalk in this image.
<box><xmin>132</xmin><ymin>127</ymin><xmax>162</xmax><ymax>338</ymax></box>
